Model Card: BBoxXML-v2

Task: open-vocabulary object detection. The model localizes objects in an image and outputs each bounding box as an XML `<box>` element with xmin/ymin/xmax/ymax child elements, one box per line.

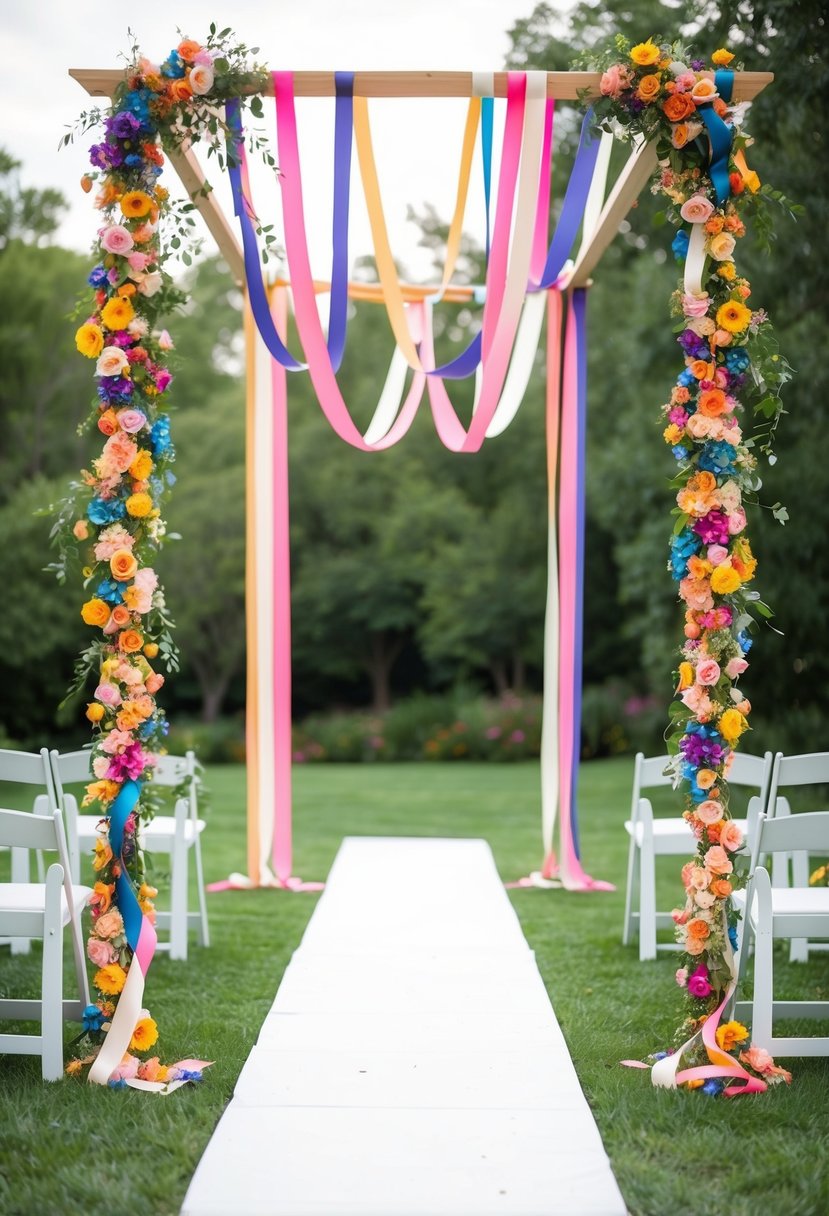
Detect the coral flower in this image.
<box><xmin>110</xmin><ymin>548</ymin><xmax>139</xmax><ymax>581</ymax></box>
<box><xmin>119</xmin><ymin>629</ymin><xmax>144</xmax><ymax>654</ymax></box>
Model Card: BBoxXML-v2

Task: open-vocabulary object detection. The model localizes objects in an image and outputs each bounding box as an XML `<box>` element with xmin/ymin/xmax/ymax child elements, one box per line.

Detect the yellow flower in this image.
<box><xmin>126</xmin><ymin>491</ymin><xmax>153</xmax><ymax>518</ymax></box>
<box><xmin>92</xmin><ymin>838</ymin><xmax>113</xmax><ymax>872</ymax></box>
<box><xmin>94</xmin><ymin>962</ymin><xmax>127</xmax><ymax>996</ymax></box>
<box><xmin>121</xmin><ymin>190</ymin><xmax>154</xmax><ymax>219</ymax></box>
<box><xmin>65</xmin><ymin>1058</ymin><xmax>84</xmax><ymax>1076</ymax></box>
<box><xmin>710</xmin><ymin>564</ymin><xmax>742</xmax><ymax>595</ymax></box>
<box><xmin>81</xmin><ymin>598</ymin><xmax>110</xmax><ymax>627</ymax></box>
<box><xmin>129</xmin><ymin>1016</ymin><xmax>159</xmax><ymax>1053</ymax></box>
<box><xmin>630</xmin><ymin>38</ymin><xmax>661</xmax><ymax>66</ymax></box>
<box><xmin>716</xmin><ymin>299</ymin><xmax>752</xmax><ymax>334</ymax></box>
<box><xmin>717</xmin><ymin>262</ymin><xmax>736</xmax><ymax>281</ymax></box>
<box><xmin>86</xmin><ymin>702</ymin><xmax>105</xmax><ymax>723</ymax></box>
<box><xmin>811</xmin><ymin>865</ymin><xmax>827</xmax><ymax>885</ymax></box>
<box><xmin>663</xmin><ymin>423</ymin><xmax>682</xmax><ymax>445</ymax></box>
<box><xmin>75</xmin><ymin>323</ymin><xmax>104</xmax><ymax>358</ymax></box>
<box><xmin>677</xmin><ymin>661</ymin><xmax>694</xmax><ymax>691</ymax></box>
<box><xmin>719</xmin><ymin>707</ymin><xmax>748</xmax><ymax>744</ymax></box>
<box><xmin>128</xmin><ymin>449</ymin><xmax>153</xmax><ymax>480</ymax></box>
<box><xmin>715</xmin><ymin>1020</ymin><xmax>749</xmax><ymax>1052</ymax></box>
<box><xmin>83</xmin><ymin>779</ymin><xmax>120</xmax><ymax>808</ymax></box>
<box><xmin>712</xmin><ymin>48</ymin><xmax>736</xmax><ymax>67</ymax></box>
<box><xmin>743</xmin><ymin>169</ymin><xmax>761</xmax><ymax>194</ymax></box>
<box><xmin>100</xmin><ymin>296</ymin><xmax>136</xmax><ymax>331</ymax></box>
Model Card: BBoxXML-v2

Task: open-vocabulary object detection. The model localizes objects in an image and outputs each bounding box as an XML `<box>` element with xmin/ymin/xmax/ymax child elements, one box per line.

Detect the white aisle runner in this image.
<box><xmin>182</xmin><ymin>838</ymin><xmax>626</xmax><ymax>1216</ymax></box>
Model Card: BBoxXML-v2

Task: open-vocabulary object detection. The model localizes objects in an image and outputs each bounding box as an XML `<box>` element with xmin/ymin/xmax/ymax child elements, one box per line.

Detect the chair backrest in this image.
<box><xmin>728</xmin><ymin>750</ymin><xmax>772</xmax><ymax>796</ymax></box>
<box><xmin>50</xmin><ymin>748</ymin><xmax>94</xmax><ymax>792</ymax></box>
<box><xmin>0</xmin><ymin>747</ymin><xmax>57</xmax><ymax>805</ymax></box>
<box><xmin>765</xmin><ymin>751</ymin><xmax>829</xmax><ymax>824</ymax></box>
<box><xmin>152</xmin><ymin>751</ymin><xmax>195</xmax><ymax>788</ymax></box>
<box><xmin>630</xmin><ymin>753</ymin><xmax>672</xmax><ymax>820</ymax></box>
<box><xmin>751</xmin><ymin>810</ymin><xmax>829</xmax><ymax>871</ymax></box>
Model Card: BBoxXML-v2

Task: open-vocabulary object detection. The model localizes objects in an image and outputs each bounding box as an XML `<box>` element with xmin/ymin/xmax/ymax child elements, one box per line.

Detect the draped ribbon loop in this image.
<box><xmin>696</xmin><ymin>69</ymin><xmax>735</xmax><ymax>207</ymax></box>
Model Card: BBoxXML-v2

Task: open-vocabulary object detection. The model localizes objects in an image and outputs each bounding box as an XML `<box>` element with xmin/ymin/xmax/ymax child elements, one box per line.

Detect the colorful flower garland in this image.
<box><xmin>590</xmin><ymin>36</ymin><xmax>792</xmax><ymax>1092</ymax></box>
<box><xmin>55</xmin><ymin>29</ymin><xmax>267</xmax><ymax>1083</ymax></box>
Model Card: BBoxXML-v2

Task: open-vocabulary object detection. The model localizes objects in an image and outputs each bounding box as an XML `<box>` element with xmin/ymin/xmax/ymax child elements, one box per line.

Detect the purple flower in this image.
<box><xmin>89</xmin><ymin>142</ymin><xmax>124</xmax><ymax>171</ymax></box>
<box><xmin>691</xmin><ymin>59</ymin><xmax>706</xmax><ymax>70</ymax></box>
<box><xmin>155</xmin><ymin>369</ymin><xmax>172</xmax><ymax>393</ymax></box>
<box><xmin>484</xmin><ymin>726</ymin><xmax>502</xmax><ymax>740</ymax></box>
<box><xmin>510</xmin><ymin>730</ymin><xmax>525</xmax><ymax>744</ymax></box>
<box><xmin>107</xmin><ymin>110</ymin><xmax>141</xmax><ymax>139</ymax></box>
<box><xmin>678</xmin><ymin>329</ymin><xmax>708</xmax><ymax>358</ymax></box>
<box><xmin>693</xmin><ymin>509</ymin><xmax>730</xmax><ymax>546</ymax></box>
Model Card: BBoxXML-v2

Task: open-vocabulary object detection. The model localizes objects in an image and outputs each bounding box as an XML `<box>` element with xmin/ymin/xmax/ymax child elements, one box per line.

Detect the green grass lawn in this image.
<box><xmin>1</xmin><ymin>759</ymin><xmax>828</xmax><ymax>1215</ymax></box>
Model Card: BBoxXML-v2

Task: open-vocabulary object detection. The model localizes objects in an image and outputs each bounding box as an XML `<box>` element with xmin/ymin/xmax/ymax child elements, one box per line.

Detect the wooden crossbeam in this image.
<box><xmin>70</xmin><ymin>67</ymin><xmax>773</xmax><ymax>102</ymax></box>
<box><xmin>70</xmin><ymin>67</ymin><xmax>773</xmax><ymax>291</ymax></box>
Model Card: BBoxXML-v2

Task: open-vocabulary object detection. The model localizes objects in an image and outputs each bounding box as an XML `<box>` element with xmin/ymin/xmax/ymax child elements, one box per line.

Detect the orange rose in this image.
<box><xmin>713</xmin><ymin>97</ymin><xmax>730</xmax><ymax>118</ymax></box>
<box><xmin>110</xmin><ymin>604</ymin><xmax>131</xmax><ymax>628</ymax></box>
<box><xmin>710</xmin><ymin>878</ymin><xmax>733</xmax><ymax>898</ymax></box>
<box><xmin>637</xmin><ymin>74</ymin><xmax>661</xmax><ymax>103</ymax></box>
<box><xmin>705</xmin><ymin>215</ymin><xmax>725</xmax><ymax>235</ymax></box>
<box><xmin>697</xmin><ymin>388</ymin><xmax>729</xmax><ymax>417</ymax></box>
<box><xmin>663</xmin><ymin>93</ymin><xmax>696</xmax><ymax>122</ymax></box>
<box><xmin>81</xmin><ymin>598</ymin><xmax>110</xmax><ymax>628</ymax></box>
<box><xmin>117</xmin><ymin>703</ymin><xmax>144</xmax><ymax>731</ymax></box>
<box><xmin>168</xmin><ymin>78</ymin><xmax>193</xmax><ymax>103</ymax></box>
<box><xmin>687</xmin><ymin>917</ymin><xmax>711</xmax><ymax>939</ymax></box>
<box><xmin>691</xmin><ymin>78</ymin><xmax>718</xmax><ymax>104</ymax></box>
<box><xmin>110</xmin><ymin>549</ymin><xmax>139</xmax><ymax>581</ymax></box>
<box><xmin>119</xmin><ymin>629</ymin><xmax>144</xmax><ymax>653</ymax></box>
<box><xmin>98</xmin><ymin>408</ymin><xmax>120</xmax><ymax>436</ymax></box>
<box><xmin>177</xmin><ymin>38</ymin><xmax>202</xmax><ymax>60</ymax></box>
<box><xmin>689</xmin><ymin>359</ymin><xmax>713</xmax><ymax>380</ymax></box>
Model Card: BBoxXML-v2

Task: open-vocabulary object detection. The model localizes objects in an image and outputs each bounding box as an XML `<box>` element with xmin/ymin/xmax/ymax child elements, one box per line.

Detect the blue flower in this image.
<box><xmin>698</xmin><ymin>441</ymin><xmax>737</xmax><ymax>475</ymax></box>
<box><xmin>678</xmin><ymin>369</ymin><xmax>697</xmax><ymax>389</ymax></box>
<box><xmin>96</xmin><ymin>578</ymin><xmax>124</xmax><ymax>605</ymax></box>
<box><xmin>150</xmin><ymin>415</ymin><xmax>173</xmax><ymax>459</ymax></box>
<box><xmin>124</xmin><ymin>153</ymin><xmax>144</xmax><ymax>168</ymax></box>
<box><xmin>98</xmin><ymin>377</ymin><xmax>133</xmax><ymax>404</ymax></box>
<box><xmin>108</xmin><ymin>1078</ymin><xmax>128</xmax><ymax>1089</ymax></box>
<box><xmin>672</xmin><ymin>445</ymin><xmax>689</xmax><ymax>463</ymax></box>
<box><xmin>652</xmin><ymin>1051</ymin><xmax>669</xmax><ymax>1061</ymax></box>
<box><xmin>123</xmin><ymin>88</ymin><xmax>153</xmax><ymax>130</ymax></box>
<box><xmin>87</xmin><ymin>497</ymin><xmax>126</xmax><ymax>526</ymax></box>
<box><xmin>737</xmin><ymin>631</ymin><xmax>753</xmax><ymax>654</ymax></box>
<box><xmin>82</xmin><ymin>1004</ymin><xmax>105</xmax><ymax>1032</ymax></box>
<box><xmin>702</xmin><ymin>1079</ymin><xmax>725</xmax><ymax>1096</ymax></box>
<box><xmin>176</xmin><ymin>1069</ymin><xmax>203</xmax><ymax>1082</ymax></box>
<box><xmin>161</xmin><ymin>51</ymin><xmax>186</xmax><ymax>79</ymax></box>
<box><xmin>88</xmin><ymin>264</ymin><xmax>109</xmax><ymax>289</ymax></box>
<box><xmin>724</xmin><ymin>346</ymin><xmax>750</xmax><ymax>374</ymax></box>
<box><xmin>672</xmin><ymin>229</ymin><xmax>689</xmax><ymax>263</ymax></box>
<box><xmin>670</xmin><ymin>527</ymin><xmax>702</xmax><ymax>581</ymax></box>
<box><xmin>728</xmin><ymin>924</ymin><xmax>740</xmax><ymax>951</ymax></box>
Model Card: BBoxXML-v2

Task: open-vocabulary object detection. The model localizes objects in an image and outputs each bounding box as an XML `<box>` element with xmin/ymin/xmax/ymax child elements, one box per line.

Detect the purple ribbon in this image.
<box><xmin>226</xmin><ymin>71</ymin><xmax>355</xmax><ymax>372</ymax></box>
<box><xmin>533</xmin><ymin>110</ymin><xmax>600</xmax><ymax>290</ymax></box>
<box><xmin>570</xmin><ymin>286</ymin><xmax>588</xmax><ymax>856</ymax></box>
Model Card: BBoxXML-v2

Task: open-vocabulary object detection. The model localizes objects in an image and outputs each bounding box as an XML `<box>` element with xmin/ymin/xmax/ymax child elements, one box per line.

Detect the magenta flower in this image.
<box><xmin>687</xmin><ymin>964</ymin><xmax>713</xmax><ymax>999</ymax></box>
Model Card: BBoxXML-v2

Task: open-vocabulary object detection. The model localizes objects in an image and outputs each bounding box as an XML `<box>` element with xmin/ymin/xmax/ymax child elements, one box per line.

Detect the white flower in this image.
<box><xmin>189</xmin><ymin>64</ymin><xmax>215</xmax><ymax>95</ymax></box>
<box><xmin>95</xmin><ymin>347</ymin><xmax>130</xmax><ymax>377</ymax></box>
<box><xmin>139</xmin><ymin>272</ymin><xmax>163</xmax><ymax>297</ymax></box>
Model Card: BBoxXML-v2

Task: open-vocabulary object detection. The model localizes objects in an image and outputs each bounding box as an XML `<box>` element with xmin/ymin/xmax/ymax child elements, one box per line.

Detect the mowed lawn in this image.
<box><xmin>1</xmin><ymin>759</ymin><xmax>828</xmax><ymax>1216</ymax></box>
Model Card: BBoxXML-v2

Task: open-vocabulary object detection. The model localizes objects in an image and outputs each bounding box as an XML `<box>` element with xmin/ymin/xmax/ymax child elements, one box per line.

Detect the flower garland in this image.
<box><xmin>589</xmin><ymin>37</ymin><xmax>793</xmax><ymax>1092</ymax></box>
<box><xmin>54</xmin><ymin>28</ymin><xmax>268</xmax><ymax>1083</ymax></box>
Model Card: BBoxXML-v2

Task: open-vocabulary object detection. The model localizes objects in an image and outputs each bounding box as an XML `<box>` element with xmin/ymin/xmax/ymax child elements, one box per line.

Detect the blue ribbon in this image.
<box><xmin>697</xmin><ymin>70</ymin><xmax>734</xmax><ymax>207</ymax></box>
<box><xmin>107</xmin><ymin>777</ymin><xmax>143</xmax><ymax>951</ymax></box>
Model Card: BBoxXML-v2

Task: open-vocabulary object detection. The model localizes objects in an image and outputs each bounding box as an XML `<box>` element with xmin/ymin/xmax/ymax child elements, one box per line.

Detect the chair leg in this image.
<box><xmin>639</xmin><ymin>828</ymin><xmax>657</xmax><ymax>962</ymax></box>
<box><xmin>622</xmin><ymin>833</ymin><xmax>638</xmax><ymax>946</ymax></box>
<box><xmin>169</xmin><ymin>801</ymin><xmax>189</xmax><ymax>962</ymax></box>
<box><xmin>750</xmin><ymin>868</ymin><xmax>774</xmax><ymax>1054</ymax></box>
<box><xmin>193</xmin><ymin>833</ymin><xmax>210</xmax><ymax>948</ymax></box>
<box><xmin>10</xmin><ymin>846</ymin><xmax>32</xmax><ymax>956</ymax></box>
<box><xmin>789</xmin><ymin>848</ymin><xmax>810</xmax><ymax>962</ymax></box>
<box><xmin>41</xmin><ymin>865</ymin><xmax>65</xmax><ymax>1082</ymax></box>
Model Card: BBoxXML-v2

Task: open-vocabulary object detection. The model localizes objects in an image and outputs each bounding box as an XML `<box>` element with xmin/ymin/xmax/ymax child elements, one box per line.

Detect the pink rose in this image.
<box><xmin>681</xmin><ymin>687</ymin><xmax>713</xmax><ymax>718</ymax></box>
<box><xmin>100</xmin><ymin>225</ymin><xmax>134</xmax><ymax>255</ymax></box>
<box><xmin>94</xmin><ymin>682</ymin><xmax>121</xmax><ymax>707</ymax></box>
<box><xmin>680</xmin><ymin>194</ymin><xmax>715</xmax><ymax>224</ymax></box>
<box><xmin>102</xmin><ymin>431</ymin><xmax>138</xmax><ymax>474</ymax></box>
<box><xmin>707</xmin><ymin>544</ymin><xmax>729</xmax><ymax>566</ymax></box>
<box><xmin>672</xmin><ymin>906</ymin><xmax>689</xmax><ymax>925</ymax></box>
<box><xmin>741</xmin><ymin>1045</ymin><xmax>773</xmax><ymax>1073</ymax></box>
<box><xmin>193</xmin><ymin>49</ymin><xmax>214</xmax><ymax>67</ymax></box>
<box><xmin>687</xmin><ymin>964</ymin><xmax>712</xmax><ymax>998</ymax></box>
<box><xmin>87</xmin><ymin>937</ymin><xmax>117</xmax><ymax>966</ymax></box>
<box><xmin>157</xmin><ymin>329</ymin><xmax>175</xmax><ymax>351</ymax></box>
<box><xmin>110</xmin><ymin>1053</ymin><xmax>140</xmax><ymax>1082</ymax></box>
<box><xmin>696</xmin><ymin>658</ymin><xmax>721</xmax><ymax>686</ymax></box>
<box><xmin>690</xmin><ymin>866</ymin><xmax>712</xmax><ymax>889</ymax></box>
<box><xmin>681</xmin><ymin>293</ymin><xmax>711</xmax><ymax>318</ymax></box>
<box><xmin>116</xmin><ymin>409</ymin><xmax>147</xmax><ymax>433</ymax></box>
<box><xmin>675</xmin><ymin>967</ymin><xmax>689</xmax><ymax>987</ymax></box>
<box><xmin>720</xmin><ymin>820</ymin><xmax>744</xmax><ymax>852</ymax></box>
<box><xmin>600</xmin><ymin>63</ymin><xmax>633</xmax><ymax>99</ymax></box>
<box><xmin>127</xmin><ymin>252</ymin><xmax>151</xmax><ymax>273</ymax></box>
<box><xmin>92</xmin><ymin>756</ymin><xmax>110</xmax><ymax>778</ymax></box>
<box><xmin>728</xmin><ymin>508</ymin><xmax>747</xmax><ymax>535</ymax></box>
<box><xmin>704</xmin><ymin>845</ymin><xmax>733</xmax><ymax>875</ymax></box>
<box><xmin>697</xmin><ymin>800</ymin><xmax>724</xmax><ymax>825</ymax></box>
<box><xmin>96</xmin><ymin>347</ymin><xmax>130</xmax><ymax>378</ymax></box>
<box><xmin>101</xmin><ymin>728</ymin><xmax>134</xmax><ymax>755</ymax></box>
<box><xmin>725</xmin><ymin>656</ymin><xmax>749</xmax><ymax>679</ymax></box>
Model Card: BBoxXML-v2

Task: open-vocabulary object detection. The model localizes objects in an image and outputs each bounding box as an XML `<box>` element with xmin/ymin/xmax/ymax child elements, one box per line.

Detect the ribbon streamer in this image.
<box><xmin>88</xmin><ymin>779</ymin><xmax>157</xmax><ymax>1085</ymax></box>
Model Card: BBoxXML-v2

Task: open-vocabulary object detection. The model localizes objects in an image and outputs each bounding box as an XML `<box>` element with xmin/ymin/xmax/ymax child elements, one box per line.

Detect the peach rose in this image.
<box><xmin>696</xmin><ymin>799</ymin><xmax>724</xmax><ymax>825</ymax></box>
<box><xmin>680</xmin><ymin>194</ymin><xmax>715</xmax><ymax>224</ymax></box>
<box><xmin>725</xmin><ymin>656</ymin><xmax>749</xmax><ymax>679</ymax></box>
<box><xmin>684</xmin><ymin>935</ymin><xmax>707</xmax><ymax>956</ymax></box>
<box><xmin>704</xmin><ymin>845</ymin><xmax>733</xmax><ymax>875</ymax></box>
<box><xmin>691</xmin><ymin>77</ymin><xmax>718</xmax><ymax>103</ymax></box>
<box><xmin>110</xmin><ymin>549</ymin><xmax>139</xmax><ymax>581</ymax></box>
<box><xmin>87</xmin><ymin>937</ymin><xmax>117</xmax><ymax>966</ymax></box>
<box><xmin>119</xmin><ymin>629</ymin><xmax>144</xmax><ymax>653</ymax></box>
<box><xmin>708</xmin><ymin>231</ymin><xmax>736</xmax><ymax>261</ymax></box>
<box><xmin>96</xmin><ymin>347</ymin><xmax>130</xmax><ymax>378</ymax></box>
<box><xmin>693</xmin><ymin>889</ymin><xmax>716</xmax><ymax>909</ymax></box>
<box><xmin>696</xmin><ymin>769</ymin><xmax>717</xmax><ymax>790</ymax></box>
<box><xmin>145</xmin><ymin>672</ymin><xmax>165</xmax><ymax>694</ymax></box>
<box><xmin>720</xmin><ymin>820</ymin><xmax>744</xmax><ymax>852</ymax></box>
<box><xmin>94</xmin><ymin>909</ymin><xmax>125</xmax><ymax>939</ymax></box>
<box><xmin>710</xmin><ymin>878</ymin><xmax>733</xmax><ymax>898</ymax></box>
<box><xmin>189</xmin><ymin>63</ymin><xmax>215</xmax><ymax>94</ymax></box>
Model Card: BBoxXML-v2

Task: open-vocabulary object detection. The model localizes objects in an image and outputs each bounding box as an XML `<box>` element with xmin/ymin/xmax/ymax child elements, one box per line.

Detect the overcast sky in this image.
<box><xmin>3</xmin><ymin>0</ymin><xmax>559</xmax><ymax>279</ymax></box>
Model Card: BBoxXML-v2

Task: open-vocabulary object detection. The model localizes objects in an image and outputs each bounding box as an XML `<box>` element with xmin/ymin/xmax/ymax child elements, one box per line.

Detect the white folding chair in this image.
<box><xmin>51</xmin><ymin>749</ymin><xmax>209</xmax><ymax>963</ymax></box>
<box><xmin>0</xmin><ymin>748</ymin><xmax>61</xmax><ymax>955</ymax></box>
<box><xmin>764</xmin><ymin>752</ymin><xmax>829</xmax><ymax>963</ymax></box>
<box><xmin>0</xmin><ymin>806</ymin><xmax>91</xmax><ymax>1080</ymax></box>
<box><xmin>623</xmin><ymin>750</ymin><xmax>772</xmax><ymax>961</ymax></box>
<box><xmin>733</xmin><ymin>809</ymin><xmax>829</xmax><ymax>1056</ymax></box>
